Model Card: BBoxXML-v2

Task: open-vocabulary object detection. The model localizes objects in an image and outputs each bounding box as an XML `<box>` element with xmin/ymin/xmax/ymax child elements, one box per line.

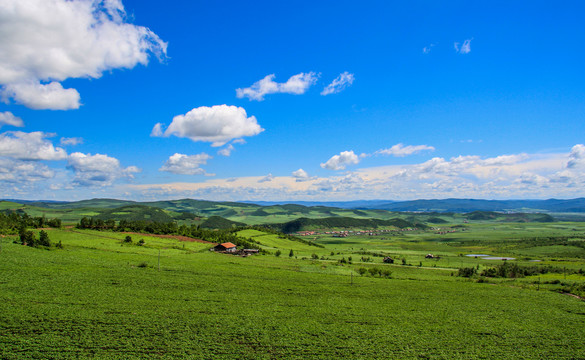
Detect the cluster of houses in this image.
<box><xmin>295</xmin><ymin>228</ymin><xmax>422</xmax><ymax>237</ymax></box>
<box><xmin>212</xmin><ymin>242</ymin><xmax>259</xmax><ymax>256</ymax></box>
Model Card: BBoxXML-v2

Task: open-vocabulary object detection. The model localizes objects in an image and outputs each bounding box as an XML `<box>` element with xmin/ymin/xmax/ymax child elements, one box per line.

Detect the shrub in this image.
<box><xmin>275</xmin><ymin>250</ymin><xmax>281</xmax><ymax>257</ymax></box>
<box><xmin>38</xmin><ymin>230</ymin><xmax>51</xmax><ymax>247</ymax></box>
<box><xmin>457</xmin><ymin>267</ymin><xmax>477</xmax><ymax>278</ymax></box>
<box><xmin>124</xmin><ymin>235</ymin><xmax>132</xmax><ymax>243</ymax></box>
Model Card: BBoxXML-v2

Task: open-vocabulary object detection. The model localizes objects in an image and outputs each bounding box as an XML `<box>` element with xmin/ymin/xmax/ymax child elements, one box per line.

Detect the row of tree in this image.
<box><xmin>76</xmin><ymin>218</ymin><xmax>263</xmax><ymax>250</ymax></box>
<box><xmin>0</xmin><ymin>211</ymin><xmax>61</xmax><ymax>235</ymax></box>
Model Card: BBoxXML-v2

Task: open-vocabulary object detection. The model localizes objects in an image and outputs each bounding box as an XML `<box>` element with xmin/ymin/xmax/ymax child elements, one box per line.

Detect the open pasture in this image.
<box><xmin>1</xmin><ymin>225</ymin><xmax>585</xmax><ymax>359</ymax></box>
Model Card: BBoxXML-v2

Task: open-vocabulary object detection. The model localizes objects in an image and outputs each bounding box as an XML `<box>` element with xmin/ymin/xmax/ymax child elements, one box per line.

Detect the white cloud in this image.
<box><xmin>159</xmin><ymin>153</ymin><xmax>211</xmax><ymax>175</ymax></box>
<box><xmin>155</xmin><ymin>105</ymin><xmax>264</xmax><ymax>147</ymax></box>
<box><xmin>375</xmin><ymin>143</ymin><xmax>435</xmax><ymax>157</ymax></box>
<box><xmin>292</xmin><ymin>168</ymin><xmax>309</xmax><ymax>180</ymax></box>
<box><xmin>0</xmin><ymin>131</ymin><xmax>67</xmax><ymax>160</ymax></box>
<box><xmin>60</xmin><ymin>137</ymin><xmax>83</xmax><ymax>146</ymax></box>
<box><xmin>217</xmin><ymin>144</ymin><xmax>234</xmax><ymax>157</ymax></box>
<box><xmin>0</xmin><ymin>157</ymin><xmax>54</xmax><ymax>182</ymax></box>
<box><xmin>454</xmin><ymin>38</ymin><xmax>472</xmax><ymax>54</ymax></box>
<box><xmin>321</xmin><ymin>72</ymin><xmax>355</xmax><ymax>96</ymax></box>
<box><xmin>0</xmin><ymin>111</ymin><xmax>23</xmax><ymax>128</ymax></box>
<box><xmin>236</xmin><ymin>72</ymin><xmax>319</xmax><ymax>101</ymax></box>
<box><xmin>67</xmin><ymin>152</ymin><xmax>140</xmax><ymax>186</ymax></box>
<box><xmin>0</xmin><ymin>0</ymin><xmax>167</xmax><ymax>110</ymax></box>
<box><xmin>150</xmin><ymin>122</ymin><xmax>164</xmax><ymax>137</ymax></box>
<box><xmin>321</xmin><ymin>150</ymin><xmax>360</xmax><ymax>170</ymax></box>
<box><xmin>567</xmin><ymin>144</ymin><xmax>585</xmax><ymax>168</ymax></box>
<box><xmin>258</xmin><ymin>173</ymin><xmax>274</xmax><ymax>183</ymax></box>
<box><xmin>1</xmin><ymin>82</ymin><xmax>81</xmax><ymax>110</ymax></box>
<box><xmin>123</xmin><ymin>145</ymin><xmax>585</xmax><ymax>201</ymax></box>
<box><xmin>422</xmin><ymin>44</ymin><xmax>435</xmax><ymax>54</ymax></box>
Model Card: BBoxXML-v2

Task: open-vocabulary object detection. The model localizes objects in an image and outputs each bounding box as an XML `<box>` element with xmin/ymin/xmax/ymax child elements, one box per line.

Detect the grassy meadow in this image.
<box><xmin>1</xmin><ymin>220</ymin><xmax>585</xmax><ymax>359</ymax></box>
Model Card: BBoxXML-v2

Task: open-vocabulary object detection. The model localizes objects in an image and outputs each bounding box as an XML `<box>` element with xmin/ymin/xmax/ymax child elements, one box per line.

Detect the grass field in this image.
<box><xmin>1</xmin><ymin>223</ymin><xmax>585</xmax><ymax>359</ymax></box>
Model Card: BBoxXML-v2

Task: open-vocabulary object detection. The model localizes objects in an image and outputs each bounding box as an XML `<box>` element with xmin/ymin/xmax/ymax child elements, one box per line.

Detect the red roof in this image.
<box><xmin>219</xmin><ymin>242</ymin><xmax>237</xmax><ymax>248</ymax></box>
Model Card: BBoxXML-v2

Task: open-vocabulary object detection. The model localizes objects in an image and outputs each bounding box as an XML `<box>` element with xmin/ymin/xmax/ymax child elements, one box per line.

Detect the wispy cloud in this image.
<box><xmin>125</xmin><ymin>145</ymin><xmax>585</xmax><ymax>202</ymax></box>
<box><xmin>60</xmin><ymin>137</ymin><xmax>83</xmax><ymax>146</ymax></box>
<box><xmin>217</xmin><ymin>144</ymin><xmax>235</xmax><ymax>157</ymax></box>
<box><xmin>236</xmin><ymin>72</ymin><xmax>319</xmax><ymax>101</ymax></box>
<box><xmin>321</xmin><ymin>72</ymin><xmax>355</xmax><ymax>95</ymax></box>
<box><xmin>422</xmin><ymin>44</ymin><xmax>435</xmax><ymax>54</ymax></box>
<box><xmin>454</xmin><ymin>38</ymin><xmax>473</xmax><ymax>54</ymax></box>
<box><xmin>0</xmin><ymin>112</ymin><xmax>24</xmax><ymax>128</ymax></box>
<box><xmin>375</xmin><ymin>143</ymin><xmax>435</xmax><ymax>157</ymax></box>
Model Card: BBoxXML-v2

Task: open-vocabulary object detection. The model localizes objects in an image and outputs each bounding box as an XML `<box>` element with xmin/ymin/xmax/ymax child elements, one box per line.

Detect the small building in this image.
<box><xmin>214</xmin><ymin>242</ymin><xmax>237</xmax><ymax>253</ymax></box>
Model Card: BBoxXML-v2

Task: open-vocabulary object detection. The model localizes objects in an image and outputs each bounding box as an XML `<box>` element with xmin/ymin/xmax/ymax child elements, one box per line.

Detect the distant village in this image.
<box><xmin>294</xmin><ymin>227</ymin><xmax>462</xmax><ymax>237</ymax></box>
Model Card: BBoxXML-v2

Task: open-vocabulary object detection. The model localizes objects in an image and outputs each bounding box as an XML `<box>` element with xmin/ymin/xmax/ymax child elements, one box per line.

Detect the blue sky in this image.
<box><xmin>0</xmin><ymin>0</ymin><xmax>584</xmax><ymax>201</ymax></box>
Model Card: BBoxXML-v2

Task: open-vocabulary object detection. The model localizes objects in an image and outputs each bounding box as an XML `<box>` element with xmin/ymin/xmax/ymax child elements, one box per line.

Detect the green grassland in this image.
<box><xmin>2</xmin><ymin>220</ymin><xmax>585</xmax><ymax>359</ymax></box>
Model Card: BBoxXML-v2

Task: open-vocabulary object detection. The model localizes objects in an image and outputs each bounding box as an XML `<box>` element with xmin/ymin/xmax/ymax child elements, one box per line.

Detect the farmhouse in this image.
<box><xmin>214</xmin><ymin>242</ymin><xmax>237</xmax><ymax>253</ymax></box>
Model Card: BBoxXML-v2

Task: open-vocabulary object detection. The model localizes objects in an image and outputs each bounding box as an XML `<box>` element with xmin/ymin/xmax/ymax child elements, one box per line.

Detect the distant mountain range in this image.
<box><xmin>4</xmin><ymin>197</ymin><xmax>585</xmax><ymax>213</ymax></box>
<box><xmin>244</xmin><ymin>198</ymin><xmax>585</xmax><ymax>213</ymax></box>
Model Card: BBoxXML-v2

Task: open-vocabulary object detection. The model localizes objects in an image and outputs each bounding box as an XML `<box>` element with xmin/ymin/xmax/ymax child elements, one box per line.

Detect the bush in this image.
<box><xmin>381</xmin><ymin>269</ymin><xmax>392</xmax><ymax>278</ymax></box>
<box><xmin>124</xmin><ymin>235</ymin><xmax>132</xmax><ymax>243</ymax></box>
<box><xmin>275</xmin><ymin>250</ymin><xmax>281</xmax><ymax>257</ymax></box>
<box><xmin>358</xmin><ymin>267</ymin><xmax>367</xmax><ymax>275</ymax></box>
<box><xmin>457</xmin><ymin>267</ymin><xmax>477</xmax><ymax>278</ymax></box>
<box><xmin>137</xmin><ymin>262</ymin><xmax>148</xmax><ymax>268</ymax></box>
<box><xmin>38</xmin><ymin>230</ymin><xmax>51</xmax><ymax>247</ymax></box>
<box><xmin>137</xmin><ymin>239</ymin><xmax>145</xmax><ymax>246</ymax></box>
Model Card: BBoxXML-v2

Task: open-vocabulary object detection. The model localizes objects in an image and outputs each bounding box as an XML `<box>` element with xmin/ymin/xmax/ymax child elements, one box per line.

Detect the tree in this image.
<box><xmin>289</xmin><ymin>249</ymin><xmax>294</xmax><ymax>257</ymax></box>
<box><xmin>19</xmin><ymin>229</ymin><xmax>36</xmax><ymax>247</ymax></box>
<box><xmin>275</xmin><ymin>250</ymin><xmax>281</xmax><ymax>257</ymax></box>
<box><xmin>38</xmin><ymin>230</ymin><xmax>51</xmax><ymax>247</ymax></box>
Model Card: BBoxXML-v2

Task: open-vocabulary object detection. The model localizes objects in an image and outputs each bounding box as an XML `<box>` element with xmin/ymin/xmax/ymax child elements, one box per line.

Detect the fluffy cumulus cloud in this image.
<box><xmin>67</xmin><ymin>152</ymin><xmax>140</xmax><ymax>186</ymax></box>
<box><xmin>122</xmin><ymin>144</ymin><xmax>585</xmax><ymax>202</ymax></box>
<box><xmin>236</xmin><ymin>72</ymin><xmax>319</xmax><ymax>101</ymax></box>
<box><xmin>567</xmin><ymin>144</ymin><xmax>585</xmax><ymax>168</ymax></box>
<box><xmin>159</xmin><ymin>153</ymin><xmax>211</xmax><ymax>175</ymax></box>
<box><xmin>0</xmin><ymin>0</ymin><xmax>167</xmax><ymax>110</ymax></box>
<box><xmin>321</xmin><ymin>150</ymin><xmax>360</xmax><ymax>170</ymax></box>
<box><xmin>0</xmin><ymin>157</ymin><xmax>54</xmax><ymax>182</ymax></box>
<box><xmin>0</xmin><ymin>131</ymin><xmax>67</xmax><ymax>160</ymax></box>
<box><xmin>0</xmin><ymin>111</ymin><xmax>23</xmax><ymax>128</ymax></box>
<box><xmin>454</xmin><ymin>39</ymin><xmax>472</xmax><ymax>54</ymax></box>
<box><xmin>321</xmin><ymin>72</ymin><xmax>355</xmax><ymax>96</ymax></box>
<box><xmin>375</xmin><ymin>143</ymin><xmax>435</xmax><ymax>157</ymax></box>
<box><xmin>153</xmin><ymin>105</ymin><xmax>264</xmax><ymax>147</ymax></box>
<box><xmin>292</xmin><ymin>168</ymin><xmax>309</xmax><ymax>180</ymax></box>
<box><xmin>258</xmin><ymin>173</ymin><xmax>274</xmax><ymax>183</ymax></box>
